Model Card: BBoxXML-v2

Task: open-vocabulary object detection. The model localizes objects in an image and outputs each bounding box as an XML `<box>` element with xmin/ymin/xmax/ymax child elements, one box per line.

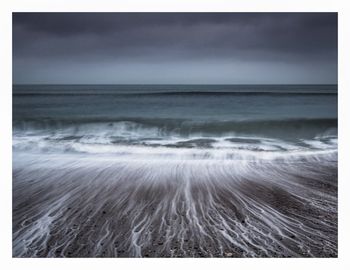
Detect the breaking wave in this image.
<box><xmin>13</xmin><ymin>116</ymin><xmax>337</xmax><ymax>257</ymax></box>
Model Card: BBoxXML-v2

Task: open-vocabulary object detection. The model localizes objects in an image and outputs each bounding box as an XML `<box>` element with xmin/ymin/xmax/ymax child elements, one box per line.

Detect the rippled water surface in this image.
<box><xmin>13</xmin><ymin>84</ymin><xmax>337</xmax><ymax>257</ymax></box>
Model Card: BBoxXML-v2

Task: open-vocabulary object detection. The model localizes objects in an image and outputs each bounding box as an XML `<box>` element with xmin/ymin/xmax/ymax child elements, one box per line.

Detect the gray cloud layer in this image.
<box><xmin>13</xmin><ymin>13</ymin><xmax>337</xmax><ymax>84</ymax></box>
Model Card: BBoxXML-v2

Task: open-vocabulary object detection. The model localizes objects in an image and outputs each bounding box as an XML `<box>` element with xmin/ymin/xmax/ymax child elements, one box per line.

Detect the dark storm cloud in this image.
<box><xmin>13</xmin><ymin>13</ymin><xmax>337</xmax><ymax>84</ymax></box>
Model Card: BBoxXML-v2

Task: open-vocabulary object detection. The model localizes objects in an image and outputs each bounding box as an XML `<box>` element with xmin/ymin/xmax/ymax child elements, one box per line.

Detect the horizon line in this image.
<box><xmin>12</xmin><ymin>83</ymin><xmax>338</xmax><ymax>86</ymax></box>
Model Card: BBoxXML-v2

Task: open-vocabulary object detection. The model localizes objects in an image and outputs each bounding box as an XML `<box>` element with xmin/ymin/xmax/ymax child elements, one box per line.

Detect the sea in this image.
<box><xmin>13</xmin><ymin>84</ymin><xmax>337</xmax><ymax>158</ymax></box>
<box><xmin>12</xmin><ymin>84</ymin><xmax>338</xmax><ymax>257</ymax></box>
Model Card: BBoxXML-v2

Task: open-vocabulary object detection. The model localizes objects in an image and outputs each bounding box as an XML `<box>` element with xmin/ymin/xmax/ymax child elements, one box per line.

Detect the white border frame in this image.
<box><xmin>1</xmin><ymin>1</ymin><xmax>349</xmax><ymax>269</ymax></box>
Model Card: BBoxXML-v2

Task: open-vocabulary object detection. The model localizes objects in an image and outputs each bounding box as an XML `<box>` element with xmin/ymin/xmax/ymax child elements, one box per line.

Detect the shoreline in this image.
<box><xmin>12</xmin><ymin>154</ymin><xmax>337</xmax><ymax>258</ymax></box>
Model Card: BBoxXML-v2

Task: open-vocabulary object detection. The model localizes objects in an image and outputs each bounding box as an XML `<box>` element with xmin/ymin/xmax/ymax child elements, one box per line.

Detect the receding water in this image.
<box><xmin>13</xmin><ymin>84</ymin><xmax>338</xmax><ymax>257</ymax></box>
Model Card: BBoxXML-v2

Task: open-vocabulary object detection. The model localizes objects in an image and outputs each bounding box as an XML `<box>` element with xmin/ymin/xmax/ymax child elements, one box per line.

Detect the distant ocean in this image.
<box><xmin>13</xmin><ymin>84</ymin><xmax>338</xmax><ymax>257</ymax></box>
<box><xmin>13</xmin><ymin>84</ymin><xmax>337</xmax><ymax>156</ymax></box>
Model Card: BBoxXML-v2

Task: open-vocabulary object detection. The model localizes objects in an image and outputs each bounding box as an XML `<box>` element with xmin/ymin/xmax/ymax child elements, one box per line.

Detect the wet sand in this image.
<box><xmin>13</xmin><ymin>154</ymin><xmax>337</xmax><ymax>257</ymax></box>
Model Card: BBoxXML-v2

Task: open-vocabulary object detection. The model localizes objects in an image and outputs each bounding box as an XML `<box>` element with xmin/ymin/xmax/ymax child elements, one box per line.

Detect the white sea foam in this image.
<box><xmin>13</xmin><ymin>148</ymin><xmax>337</xmax><ymax>257</ymax></box>
<box><xmin>12</xmin><ymin>85</ymin><xmax>338</xmax><ymax>257</ymax></box>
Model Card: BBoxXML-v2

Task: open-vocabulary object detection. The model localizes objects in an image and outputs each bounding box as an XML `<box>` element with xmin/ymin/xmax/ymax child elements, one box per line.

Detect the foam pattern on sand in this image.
<box><xmin>13</xmin><ymin>150</ymin><xmax>337</xmax><ymax>258</ymax></box>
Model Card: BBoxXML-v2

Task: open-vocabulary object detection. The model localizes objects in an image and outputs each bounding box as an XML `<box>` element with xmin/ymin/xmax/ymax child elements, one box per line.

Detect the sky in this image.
<box><xmin>12</xmin><ymin>13</ymin><xmax>337</xmax><ymax>84</ymax></box>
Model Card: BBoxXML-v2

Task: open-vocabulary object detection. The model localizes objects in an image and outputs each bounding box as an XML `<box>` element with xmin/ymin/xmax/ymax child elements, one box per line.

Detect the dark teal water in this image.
<box><xmin>12</xmin><ymin>85</ymin><xmax>338</xmax><ymax>257</ymax></box>
<box><xmin>13</xmin><ymin>84</ymin><xmax>337</xmax><ymax>121</ymax></box>
<box><xmin>13</xmin><ymin>84</ymin><xmax>337</xmax><ymax>152</ymax></box>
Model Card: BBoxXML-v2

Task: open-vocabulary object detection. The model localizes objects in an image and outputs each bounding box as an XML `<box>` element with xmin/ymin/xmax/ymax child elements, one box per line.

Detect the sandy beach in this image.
<box><xmin>13</xmin><ymin>151</ymin><xmax>337</xmax><ymax>258</ymax></box>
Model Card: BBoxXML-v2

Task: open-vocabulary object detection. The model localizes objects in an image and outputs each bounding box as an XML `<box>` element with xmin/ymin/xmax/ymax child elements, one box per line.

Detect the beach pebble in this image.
<box><xmin>225</xmin><ymin>252</ymin><xmax>233</xmax><ymax>257</ymax></box>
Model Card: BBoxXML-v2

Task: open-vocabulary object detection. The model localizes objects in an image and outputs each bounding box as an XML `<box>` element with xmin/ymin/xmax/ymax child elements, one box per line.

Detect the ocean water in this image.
<box><xmin>13</xmin><ymin>84</ymin><xmax>337</xmax><ymax>156</ymax></box>
<box><xmin>13</xmin><ymin>85</ymin><xmax>338</xmax><ymax>257</ymax></box>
